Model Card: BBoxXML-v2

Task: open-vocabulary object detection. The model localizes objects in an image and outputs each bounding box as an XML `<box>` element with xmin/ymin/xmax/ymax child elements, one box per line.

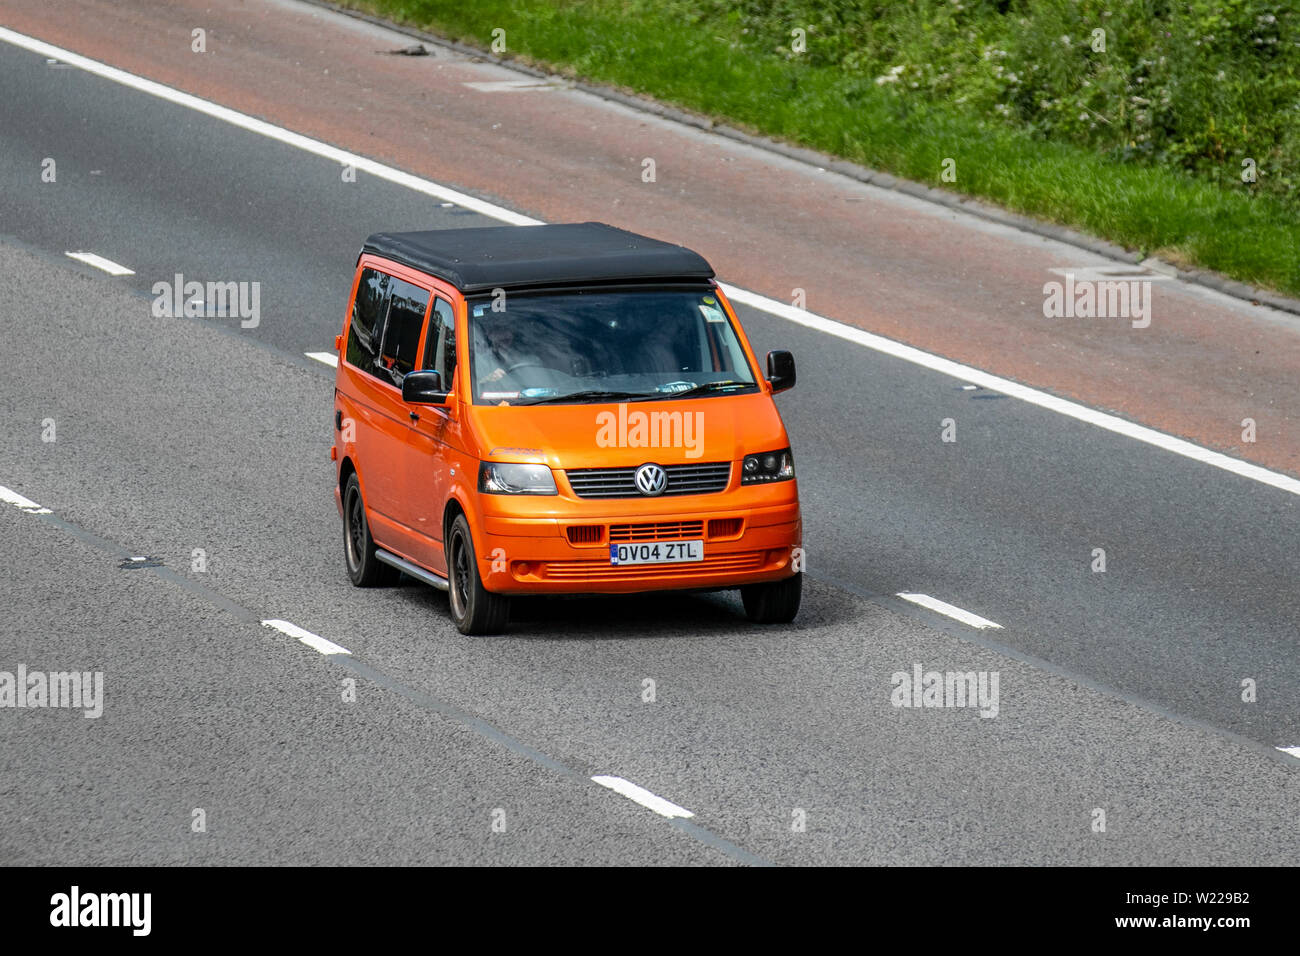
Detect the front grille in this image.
<box><xmin>565</xmin><ymin>462</ymin><xmax>732</xmax><ymax>499</ymax></box>
<box><xmin>538</xmin><ymin>550</ymin><xmax>765</xmax><ymax>582</ymax></box>
<box><xmin>566</xmin><ymin>525</ymin><xmax>605</xmax><ymax>545</ymax></box>
<box><xmin>608</xmin><ymin>520</ymin><xmax>703</xmax><ymax>542</ymax></box>
<box><xmin>708</xmin><ymin>517</ymin><xmax>744</xmax><ymax>539</ymax></box>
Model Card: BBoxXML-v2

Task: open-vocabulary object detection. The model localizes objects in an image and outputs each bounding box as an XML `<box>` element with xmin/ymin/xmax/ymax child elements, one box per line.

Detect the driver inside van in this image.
<box><xmin>640</xmin><ymin>320</ymin><xmax>688</xmax><ymax>377</ymax></box>
<box><xmin>479</xmin><ymin>315</ymin><xmax>543</xmax><ymax>384</ymax></box>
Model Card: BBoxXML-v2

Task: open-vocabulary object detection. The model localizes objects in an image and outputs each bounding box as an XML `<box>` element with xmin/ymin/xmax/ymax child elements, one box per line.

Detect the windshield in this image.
<box><xmin>466</xmin><ymin>287</ymin><xmax>758</xmax><ymax>405</ymax></box>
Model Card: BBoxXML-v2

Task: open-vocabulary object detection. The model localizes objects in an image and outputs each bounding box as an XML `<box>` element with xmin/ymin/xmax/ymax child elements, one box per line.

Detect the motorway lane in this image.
<box><xmin>2</xmin><ymin>244</ymin><xmax>1298</xmax><ymax>864</ymax></box>
<box><xmin>743</xmin><ymin>304</ymin><xmax>1300</xmax><ymax>746</ymax></box>
<box><xmin>0</xmin><ymin>39</ymin><xmax>1298</xmax><ymax>862</ymax></box>
<box><xmin>1</xmin><ymin>37</ymin><xmax>1296</xmax><ymax>748</ymax></box>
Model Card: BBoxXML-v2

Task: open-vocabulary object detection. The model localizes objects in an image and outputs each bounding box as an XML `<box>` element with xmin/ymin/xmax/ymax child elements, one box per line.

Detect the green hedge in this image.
<box><xmin>348</xmin><ymin>1</ymin><xmax>1300</xmax><ymax>295</ymax></box>
<box><xmin>695</xmin><ymin>0</ymin><xmax>1299</xmax><ymax>203</ymax></box>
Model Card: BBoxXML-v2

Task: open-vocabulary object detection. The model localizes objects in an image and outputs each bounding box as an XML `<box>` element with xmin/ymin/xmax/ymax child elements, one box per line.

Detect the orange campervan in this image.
<box><xmin>331</xmin><ymin>223</ymin><xmax>802</xmax><ymax>634</ymax></box>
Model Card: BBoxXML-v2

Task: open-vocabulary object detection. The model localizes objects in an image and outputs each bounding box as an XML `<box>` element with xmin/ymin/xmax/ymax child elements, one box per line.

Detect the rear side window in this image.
<box><xmin>422</xmin><ymin>297</ymin><xmax>457</xmax><ymax>390</ymax></box>
<box><xmin>346</xmin><ymin>268</ymin><xmax>390</xmax><ymax>373</ymax></box>
<box><xmin>378</xmin><ymin>279</ymin><xmax>430</xmax><ymax>385</ymax></box>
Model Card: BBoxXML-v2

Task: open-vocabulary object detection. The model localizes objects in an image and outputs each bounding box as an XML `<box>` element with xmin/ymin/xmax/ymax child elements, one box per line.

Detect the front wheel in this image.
<box><xmin>740</xmin><ymin>572</ymin><xmax>802</xmax><ymax>624</ymax></box>
<box><xmin>446</xmin><ymin>514</ymin><xmax>510</xmax><ymax>635</ymax></box>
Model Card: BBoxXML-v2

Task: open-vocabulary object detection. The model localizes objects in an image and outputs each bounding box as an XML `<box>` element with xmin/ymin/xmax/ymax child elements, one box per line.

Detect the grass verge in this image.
<box><xmin>340</xmin><ymin>0</ymin><xmax>1300</xmax><ymax>298</ymax></box>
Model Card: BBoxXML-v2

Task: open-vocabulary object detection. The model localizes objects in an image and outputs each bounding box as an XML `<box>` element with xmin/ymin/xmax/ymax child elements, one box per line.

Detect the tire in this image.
<box><xmin>740</xmin><ymin>572</ymin><xmax>802</xmax><ymax>624</ymax></box>
<box><xmin>446</xmin><ymin>514</ymin><xmax>510</xmax><ymax>635</ymax></box>
<box><xmin>342</xmin><ymin>472</ymin><xmax>399</xmax><ymax>587</ymax></box>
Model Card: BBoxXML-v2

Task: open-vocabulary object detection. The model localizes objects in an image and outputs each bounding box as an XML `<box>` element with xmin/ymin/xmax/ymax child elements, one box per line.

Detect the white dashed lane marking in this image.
<box><xmin>591</xmin><ymin>775</ymin><xmax>695</xmax><ymax>819</ymax></box>
<box><xmin>64</xmin><ymin>251</ymin><xmax>134</xmax><ymax>275</ymax></box>
<box><xmin>305</xmin><ymin>352</ymin><xmax>339</xmax><ymax>367</ymax></box>
<box><xmin>261</xmin><ymin>619</ymin><xmax>352</xmax><ymax>656</ymax></box>
<box><xmin>895</xmin><ymin>592</ymin><xmax>1004</xmax><ymax>630</ymax></box>
<box><xmin>0</xmin><ymin>484</ymin><xmax>53</xmax><ymax>515</ymax></box>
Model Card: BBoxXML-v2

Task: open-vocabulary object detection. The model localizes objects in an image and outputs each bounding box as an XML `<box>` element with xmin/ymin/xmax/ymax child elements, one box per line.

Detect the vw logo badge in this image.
<box><xmin>634</xmin><ymin>463</ymin><xmax>668</xmax><ymax>497</ymax></box>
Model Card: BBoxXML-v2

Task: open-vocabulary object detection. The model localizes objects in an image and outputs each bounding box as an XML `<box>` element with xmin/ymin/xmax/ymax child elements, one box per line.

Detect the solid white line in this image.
<box><xmin>1277</xmin><ymin>746</ymin><xmax>1300</xmax><ymax>759</ymax></box>
<box><xmin>261</xmin><ymin>619</ymin><xmax>352</xmax><ymax>656</ymax></box>
<box><xmin>0</xmin><ymin>484</ymin><xmax>53</xmax><ymax>515</ymax></box>
<box><xmin>591</xmin><ymin>775</ymin><xmax>695</xmax><ymax>819</ymax></box>
<box><xmin>721</xmin><ymin>284</ymin><xmax>1300</xmax><ymax>499</ymax></box>
<box><xmin>305</xmin><ymin>351</ymin><xmax>339</xmax><ymax>367</ymax></box>
<box><xmin>5</xmin><ymin>26</ymin><xmax>1298</xmax><ymax>498</ymax></box>
<box><xmin>0</xmin><ymin>27</ymin><xmax>539</xmax><ymax>227</ymax></box>
<box><xmin>65</xmin><ymin>251</ymin><xmax>134</xmax><ymax>275</ymax></box>
<box><xmin>896</xmin><ymin>592</ymin><xmax>1003</xmax><ymax>630</ymax></box>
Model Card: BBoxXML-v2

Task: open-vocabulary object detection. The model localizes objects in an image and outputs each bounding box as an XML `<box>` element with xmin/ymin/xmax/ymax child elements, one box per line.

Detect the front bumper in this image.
<box><xmin>477</xmin><ymin>499</ymin><xmax>802</xmax><ymax>595</ymax></box>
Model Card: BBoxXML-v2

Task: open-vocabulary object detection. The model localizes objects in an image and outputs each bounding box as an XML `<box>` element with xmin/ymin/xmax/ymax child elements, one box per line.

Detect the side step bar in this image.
<box><xmin>374</xmin><ymin>549</ymin><xmax>449</xmax><ymax>591</ymax></box>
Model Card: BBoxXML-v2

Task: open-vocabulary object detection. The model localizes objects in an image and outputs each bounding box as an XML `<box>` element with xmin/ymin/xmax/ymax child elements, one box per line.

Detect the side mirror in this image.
<box><xmin>766</xmin><ymin>350</ymin><xmax>796</xmax><ymax>393</ymax></box>
<box><xmin>402</xmin><ymin>369</ymin><xmax>450</xmax><ymax>406</ymax></box>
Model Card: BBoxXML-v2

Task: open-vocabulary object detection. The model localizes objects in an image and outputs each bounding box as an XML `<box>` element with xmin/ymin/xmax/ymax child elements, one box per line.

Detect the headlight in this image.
<box><xmin>741</xmin><ymin>448</ymin><xmax>795</xmax><ymax>485</ymax></box>
<box><xmin>478</xmin><ymin>461</ymin><xmax>558</xmax><ymax>495</ymax></box>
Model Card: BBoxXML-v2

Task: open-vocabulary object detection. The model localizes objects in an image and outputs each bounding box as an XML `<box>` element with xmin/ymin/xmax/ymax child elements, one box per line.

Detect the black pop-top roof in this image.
<box><xmin>360</xmin><ymin>222</ymin><xmax>715</xmax><ymax>293</ymax></box>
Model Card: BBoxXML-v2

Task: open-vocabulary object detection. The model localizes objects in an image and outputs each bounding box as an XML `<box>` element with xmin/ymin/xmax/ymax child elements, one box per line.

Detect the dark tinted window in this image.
<box><xmin>346</xmin><ymin>268</ymin><xmax>390</xmax><ymax>373</ymax></box>
<box><xmin>377</xmin><ymin>278</ymin><xmax>430</xmax><ymax>385</ymax></box>
<box><xmin>422</xmin><ymin>297</ymin><xmax>457</xmax><ymax>390</ymax></box>
<box><xmin>464</xmin><ymin>288</ymin><xmax>756</xmax><ymax>404</ymax></box>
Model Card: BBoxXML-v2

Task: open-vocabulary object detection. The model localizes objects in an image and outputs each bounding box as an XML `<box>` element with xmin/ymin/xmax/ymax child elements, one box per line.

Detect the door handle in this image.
<box><xmin>409</xmin><ymin>411</ymin><xmax>420</xmax><ymax>422</ymax></box>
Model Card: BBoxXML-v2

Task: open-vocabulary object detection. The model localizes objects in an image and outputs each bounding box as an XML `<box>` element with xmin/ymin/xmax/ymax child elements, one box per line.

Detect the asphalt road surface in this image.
<box><xmin>0</xmin><ymin>7</ymin><xmax>1297</xmax><ymax>865</ymax></box>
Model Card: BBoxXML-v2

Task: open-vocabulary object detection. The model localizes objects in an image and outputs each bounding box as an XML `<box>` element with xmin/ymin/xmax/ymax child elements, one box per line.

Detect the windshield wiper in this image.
<box><xmin>514</xmin><ymin>389</ymin><xmax>658</xmax><ymax>405</ymax></box>
<box><xmin>646</xmin><ymin>381</ymin><xmax>753</xmax><ymax>400</ymax></box>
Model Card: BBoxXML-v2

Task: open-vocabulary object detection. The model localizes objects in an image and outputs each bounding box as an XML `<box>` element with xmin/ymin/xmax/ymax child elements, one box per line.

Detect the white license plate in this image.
<box><xmin>609</xmin><ymin>540</ymin><xmax>704</xmax><ymax>566</ymax></box>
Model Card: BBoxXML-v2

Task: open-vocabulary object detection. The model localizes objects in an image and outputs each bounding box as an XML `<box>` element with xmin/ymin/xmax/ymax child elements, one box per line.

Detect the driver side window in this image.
<box><xmin>422</xmin><ymin>297</ymin><xmax>457</xmax><ymax>391</ymax></box>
